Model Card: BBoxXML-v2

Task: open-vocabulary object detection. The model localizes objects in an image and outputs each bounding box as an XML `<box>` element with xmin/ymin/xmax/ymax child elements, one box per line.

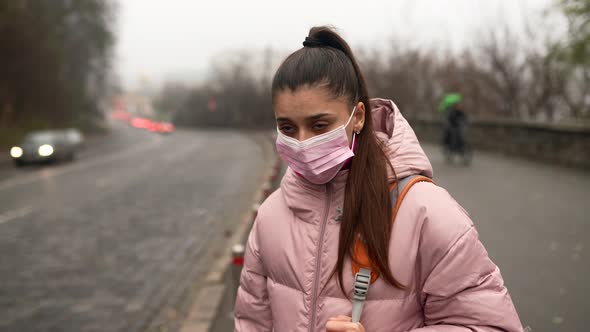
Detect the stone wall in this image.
<box><xmin>408</xmin><ymin>118</ymin><xmax>590</xmax><ymax>169</ymax></box>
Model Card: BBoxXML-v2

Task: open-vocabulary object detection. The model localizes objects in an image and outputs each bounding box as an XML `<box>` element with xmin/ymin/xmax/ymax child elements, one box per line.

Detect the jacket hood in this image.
<box><xmin>370</xmin><ymin>98</ymin><xmax>433</xmax><ymax>181</ymax></box>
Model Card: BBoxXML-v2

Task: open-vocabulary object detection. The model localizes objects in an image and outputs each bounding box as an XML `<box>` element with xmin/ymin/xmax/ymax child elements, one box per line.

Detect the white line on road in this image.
<box><xmin>0</xmin><ymin>205</ymin><xmax>35</xmax><ymax>225</ymax></box>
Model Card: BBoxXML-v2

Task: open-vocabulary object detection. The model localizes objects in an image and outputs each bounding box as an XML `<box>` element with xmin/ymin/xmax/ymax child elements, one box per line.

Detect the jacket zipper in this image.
<box><xmin>308</xmin><ymin>184</ymin><xmax>331</xmax><ymax>332</ymax></box>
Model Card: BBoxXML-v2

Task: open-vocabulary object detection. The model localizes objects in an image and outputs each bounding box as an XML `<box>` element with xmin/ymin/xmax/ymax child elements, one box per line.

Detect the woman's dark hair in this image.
<box><xmin>271</xmin><ymin>26</ymin><xmax>404</xmax><ymax>294</ymax></box>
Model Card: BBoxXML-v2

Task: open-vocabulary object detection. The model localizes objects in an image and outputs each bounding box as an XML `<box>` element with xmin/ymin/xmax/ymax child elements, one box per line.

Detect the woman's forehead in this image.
<box><xmin>274</xmin><ymin>87</ymin><xmax>348</xmax><ymax>119</ymax></box>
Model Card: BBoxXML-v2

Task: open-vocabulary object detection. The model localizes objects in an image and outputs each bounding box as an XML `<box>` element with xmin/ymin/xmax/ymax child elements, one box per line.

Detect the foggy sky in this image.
<box><xmin>116</xmin><ymin>0</ymin><xmax>557</xmax><ymax>89</ymax></box>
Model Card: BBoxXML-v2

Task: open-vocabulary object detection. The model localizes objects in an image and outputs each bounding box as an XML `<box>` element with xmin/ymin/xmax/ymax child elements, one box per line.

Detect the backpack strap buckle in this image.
<box><xmin>352</xmin><ymin>267</ymin><xmax>371</xmax><ymax>322</ymax></box>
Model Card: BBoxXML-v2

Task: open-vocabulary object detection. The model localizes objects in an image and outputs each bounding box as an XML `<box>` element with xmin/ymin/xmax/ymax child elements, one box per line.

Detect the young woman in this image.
<box><xmin>234</xmin><ymin>26</ymin><xmax>522</xmax><ymax>332</ymax></box>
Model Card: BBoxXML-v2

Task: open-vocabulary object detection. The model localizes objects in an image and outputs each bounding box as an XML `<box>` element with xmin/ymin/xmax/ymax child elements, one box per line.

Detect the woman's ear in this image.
<box><xmin>354</xmin><ymin>101</ymin><xmax>365</xmax><ymax>133</ymax></box>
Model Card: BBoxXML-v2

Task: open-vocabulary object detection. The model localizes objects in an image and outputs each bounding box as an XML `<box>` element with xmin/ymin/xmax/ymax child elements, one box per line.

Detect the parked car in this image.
<box><xmin>10</xmin><ymin>129</ymin><xmax>84</xmax><ymax>167</ymax></box>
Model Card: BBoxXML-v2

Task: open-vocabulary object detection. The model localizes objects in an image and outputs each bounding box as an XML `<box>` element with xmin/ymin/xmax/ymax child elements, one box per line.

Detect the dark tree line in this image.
<box><xmin>0</xmin><ymin>0</ymin><xmax>116</xmax><ymax>137</ymax></box>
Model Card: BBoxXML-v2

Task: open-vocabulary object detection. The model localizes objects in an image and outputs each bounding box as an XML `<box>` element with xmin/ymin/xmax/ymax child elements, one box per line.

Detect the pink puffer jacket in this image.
<box><xmin>235</xmin><ymin>99</ymin><xmax>522</xmax><ymax>332</ymax></box>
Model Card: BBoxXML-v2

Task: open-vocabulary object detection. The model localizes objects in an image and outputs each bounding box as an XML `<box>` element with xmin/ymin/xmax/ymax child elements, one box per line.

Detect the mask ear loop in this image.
<box><xmin>349</xmin><ymin>102</ymin><xmax>364</xmax><ymax>150</ymax></box>
<box><xmin>345</xmin><ymin>106</ymin><xmax>357</xmax><ymax>127</ymax></box>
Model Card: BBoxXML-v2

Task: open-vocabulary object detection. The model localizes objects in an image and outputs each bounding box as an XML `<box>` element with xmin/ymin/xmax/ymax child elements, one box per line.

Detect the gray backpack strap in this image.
<box><xmin>389</xmin><ymin>175</ymin><xmax>421</xmax><ymax>208</ymax></box>
<box><xmin>351</xmin><ymin>267</ymin><xmax>371</xmax><ymax>323</ymax></box>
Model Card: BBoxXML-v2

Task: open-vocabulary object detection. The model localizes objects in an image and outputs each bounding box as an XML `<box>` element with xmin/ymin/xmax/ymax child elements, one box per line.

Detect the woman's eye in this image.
<box><xmin>279</xmin><ymin>125</ymin><xmax>295</xmax><ymax>134</ymax></box>
<box><xmin>312</xmin><ymin>123</ymin><xmax>328</xmax><ymax>131</ymax></box>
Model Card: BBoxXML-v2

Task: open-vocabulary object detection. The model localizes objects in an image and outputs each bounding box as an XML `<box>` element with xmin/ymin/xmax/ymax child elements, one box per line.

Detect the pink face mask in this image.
<box><xmin>276</xmin><ymin>107</ymin><xmax>357</xmax><ymax>184</ymax></box>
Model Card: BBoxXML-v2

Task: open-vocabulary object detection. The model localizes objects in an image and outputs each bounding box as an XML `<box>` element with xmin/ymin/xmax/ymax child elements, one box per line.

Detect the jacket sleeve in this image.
<box><xmin>407</xmin><ymin>187</ymin><xmax>523</xmax><ymax>332</ymax></box>
<box><xmin>234</xmin><ymin>218</ymin><xmax>273</xmax><ymax>331</ymax></box>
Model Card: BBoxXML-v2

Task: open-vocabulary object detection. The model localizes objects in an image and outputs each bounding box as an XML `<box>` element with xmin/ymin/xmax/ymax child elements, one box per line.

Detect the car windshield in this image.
<box><xmin>24</xmin><ymin>133</ymin><xmax>56</xmax><ymax>144</ymax></box>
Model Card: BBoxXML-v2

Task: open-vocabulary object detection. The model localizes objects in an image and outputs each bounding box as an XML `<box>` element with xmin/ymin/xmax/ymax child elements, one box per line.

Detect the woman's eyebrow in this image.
<box><xmin>306</xmin><ymin>113</ymin><xmax>333</xmax><ymax>121</ymax></box>
<box><xmin>276</xmin><ymin>113</ymin><xmax>333</xmax><ymax>122</ymax></box>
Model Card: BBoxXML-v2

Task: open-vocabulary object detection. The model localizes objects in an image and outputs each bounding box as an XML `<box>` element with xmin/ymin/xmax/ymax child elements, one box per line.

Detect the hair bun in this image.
<box><xmin>302</xmin><ymin>36</ymin><xmax>324</xmax><ymax>48</ymax></box>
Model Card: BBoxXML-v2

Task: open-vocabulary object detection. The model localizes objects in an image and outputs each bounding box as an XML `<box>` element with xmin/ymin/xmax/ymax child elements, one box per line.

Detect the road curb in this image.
<box><xmin>180</xmin><ymin>285</ymin><xmax>225</xmax><ymax>332</ymax></box>
<box><xmin>179</xmin><ymin>132</ymin><xmax>281</xmax><ymax>332</ymax></box>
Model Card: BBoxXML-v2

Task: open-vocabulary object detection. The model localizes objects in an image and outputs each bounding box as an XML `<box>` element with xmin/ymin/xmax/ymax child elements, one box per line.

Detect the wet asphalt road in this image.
<box><xmin>0</xmin><ymin>123</ymin><xmax>273</xmax><ymax>332</ymax></box>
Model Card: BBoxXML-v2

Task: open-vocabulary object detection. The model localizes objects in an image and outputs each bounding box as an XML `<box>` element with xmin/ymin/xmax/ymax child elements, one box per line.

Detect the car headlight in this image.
<box><xmin>10</xmin><ymin>146</ymin><xmax>23</xmax><ymax>158</ymax></box>
<box><xmin>38</xmin><ymin>144</ymin><xmax>54</xmax><ymax>157</ymax></box>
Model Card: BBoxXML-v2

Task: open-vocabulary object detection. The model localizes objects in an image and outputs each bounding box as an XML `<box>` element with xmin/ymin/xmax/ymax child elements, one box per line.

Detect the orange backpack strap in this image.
<box><xmin>352</xmin><ymin>175</ymin><xmax>435</xmax><ymax>283</ymax></box>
